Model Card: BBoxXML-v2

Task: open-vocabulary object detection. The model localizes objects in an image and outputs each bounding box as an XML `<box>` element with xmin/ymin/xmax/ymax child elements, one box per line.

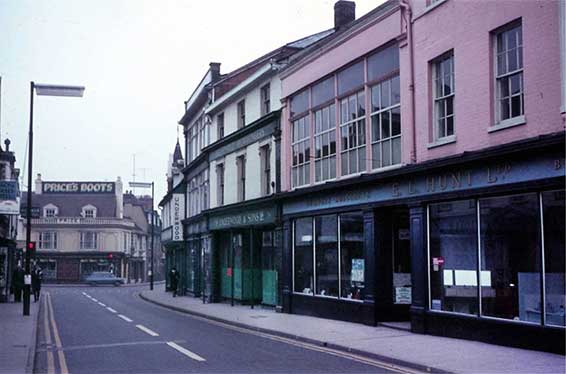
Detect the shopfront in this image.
<box><xmin>282</xmin><ymin>136</ymin><xmax>565</xmax><ymax>352</ymax></box>
<box><xmin>35</xmin><ymin>252</ymin><xmax>125</xmax><ymax>283</ymax></box>
<box><xmin>184</xmin><ymin>217</ymin><xmax>208</xmax><ymax>298</ymax></box>
<box><xmin>209</xmin><ymin>203</ymin><xmax>282</xmax><ymax>307</ymax></box>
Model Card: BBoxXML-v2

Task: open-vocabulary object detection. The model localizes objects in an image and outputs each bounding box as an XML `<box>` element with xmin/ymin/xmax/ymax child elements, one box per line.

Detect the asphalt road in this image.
<box><xmin>34</xmin><ymin>285</ymin><xmax>404</xmax><ymax>374</ymax></box>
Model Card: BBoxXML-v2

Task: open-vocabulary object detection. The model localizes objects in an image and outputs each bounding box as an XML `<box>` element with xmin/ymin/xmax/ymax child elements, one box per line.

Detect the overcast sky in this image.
<box><xmin>0</xmin><ymin>0</ymin><xmax>382</xmax><ymax>202</ymax></box>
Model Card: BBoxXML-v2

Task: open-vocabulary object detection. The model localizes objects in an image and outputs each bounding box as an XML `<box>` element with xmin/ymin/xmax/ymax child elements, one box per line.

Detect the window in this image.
<box><xmin>39</xmin><ymin>232</ymin><xmax>57</xmax><ymax>249</ymax></box>
<box><xmin>314</xmin><ymin>104</ymin><xmax>336</xmax><ymax>182</ymax></box>
<box><xmin>480</xmin><ymin>193</ymin><xmax>540</xmax><ymax>323</ymax></box>
<box><xmin>45</xmin><ymin>209</ymin><xmax>56</xmax><ymax>217</ymax></box>
<box><xmin>495</xmin><ymin>23</ymin><xmax>524</xmax><ymax>124</ymax></box>
<box><xmin>433</xmin><ymin>53</ymin><xmax>455</xmax><ymax>140</ymax></box>
<box><xmin>290</xmin><ymin>90</ymin><xmax>309</xmax><ymax>118</ymax></box>
<box><xmin>82</xmin><ymin>205</ymin><xmax>97</xmax><ymax>218</ymax></box>
<box><xmin>291</xmin><ymin>116</ymin><xmax>310</xmax><ymax>188</ymax></box>
<box><xmin>236</xmin><ymin>155</ymin><xmax>246</xmax><ymax>202</ymax></box>
<box><xmin>315</xmin><ymin>215</ymin><xmax>339</xmax><ymax>297</ymax></box>
<box><xmin>429</xmin><ymin>200</ymin><xmax>478</xmax><ymax>315</ymax></box>
<box><xmin>312</xmin><ymin>77</ymin><xmax>335</xmax><ymax>107</ymax></box>
<box><xmin>237</xmin><ymin>100</ymin><xmax>246</xmax><ymax>129</ymax></box>
<box><xmin>80</xmin><ymin>232</ymin><xmax>98</xmax><ymax>249</ymax></box>
<box><xmin>294</xmin><ymin>217</ymin><xmax>314</xmax><ymax>294</ymax></box>
<box><xmin>337</xmin><ymin>61</ymin><xmax>364</xmax><ymax>96</ymax></box>
<box><xmin>371</xmin><ymin>75</ymin><xmax>401</xmax><ymax>169</ymax></box>
<box><xmin>367</xmin><ymin>44</ymin><xmax>399</xmax><ymax>83</ymax></box>
<box><xmin>294</xmin><ymin>213</ymin><xmax>365</xmax><ymax>299</ymax></box>
<box><xmin>123</xmin><ymin>232</ymin><xmax>128</xmax><ymax>250</ymax></box>
<box><xmin>200</xmin><ymin>169</ymin><xmax>209</xmax><ymax>211</ymax></box>
<box><xmin>260</xmin><ymin>145</ymin><xmax>271</xmax><ymax>196</ymax></box>
<box><xmin>261</xmin><ymin>84</ymin><xmax>270</xmax><ymax>116</ymax></box>
<box><xmin>216</xmin><ymin>163</ymin><xmax>224</xmax><ymax>206</ymax></box>
<box><xmin>217</xmin><ymin>113</ymin><xmax>225</xmax><ymax>140</ymax></box>
<box><xmin>340</xmin><ymin>91</ymin><xmax>366</xmax><ymax>176</ymax></box>
<box><xmin>44</xmin><ymin>204</ymin><xmax>58</xmax><ymax>218</ymax></box>
<box><xmin>340</xmin><ymin>212</ymin><xmax>364</xmax><ymax>300</ymax></box>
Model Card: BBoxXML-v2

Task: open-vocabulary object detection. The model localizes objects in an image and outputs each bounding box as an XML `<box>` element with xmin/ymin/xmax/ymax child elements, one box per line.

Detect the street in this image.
<box><xmin>33</xmin><ymin>285</ymin><xmax>410</xmax><ymax>374</ymax></box>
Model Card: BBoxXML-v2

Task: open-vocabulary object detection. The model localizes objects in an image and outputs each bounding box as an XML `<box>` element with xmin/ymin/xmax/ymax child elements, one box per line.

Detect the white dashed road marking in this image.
<box><xmin>98</xmin><ymin>302</ymin><xmax>106</xmax><ymax>307</ymax></box>
<box><xmin>106</xmin><ymin>307</ymin><xmax>117</xmax><ymax>313</ymax></box>
<box><xmin>136</xmin><ymin>324</ymin><xmax>159</xmax><ymax>337</ymax></box>
<box><xmin>118</xmin><ymin>314</ymin><xmax>133</xmax><ymax>322</ymax></box>
<box><xmin>166</xmin><ymin>342</ymin><xmax>206</xmax><ymax>362</ymax></box>
<box><xmin>91</xmin><ymin>298</ymin><xmax>98</xmax><ymax>302</ymax></box>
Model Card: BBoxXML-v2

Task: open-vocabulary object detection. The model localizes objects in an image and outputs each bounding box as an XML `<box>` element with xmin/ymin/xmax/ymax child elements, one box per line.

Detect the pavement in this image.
<box><xmin>141</xmin><ymin>288</ymin><xmax>566</xmax><ymax>374</ymax></box>
<box><xmin>0</xmin><ymin>296</ymin><xmax>40</xmax><ymax>374</ymax></box>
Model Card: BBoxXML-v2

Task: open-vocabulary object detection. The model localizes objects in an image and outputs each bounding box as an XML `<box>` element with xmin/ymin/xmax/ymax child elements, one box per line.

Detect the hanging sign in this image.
<box><xmin>172</xmin><ymin>194</ymin><xmax>184</xmax><ymax>241</ymax></box>
<box><xmin>0</xmin><ymin>181</ymin><xmax>19</xmax><ymax>215</ymax></box>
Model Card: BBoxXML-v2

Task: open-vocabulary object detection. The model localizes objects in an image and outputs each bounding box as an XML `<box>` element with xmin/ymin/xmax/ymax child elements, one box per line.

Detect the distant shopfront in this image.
<box><xmin>36</xmin><ymin>251</ymin><xmax>125</xmax><ymax>282</ymax></box>
<box><xmin>282</xmin><ymin>135</ymin><xmax>565</xmax><ymax>353</ymax></box>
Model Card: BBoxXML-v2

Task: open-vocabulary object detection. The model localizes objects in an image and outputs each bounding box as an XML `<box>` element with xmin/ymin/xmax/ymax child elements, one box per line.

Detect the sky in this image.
<box><xmin>0</xmin><ymin>0</ymin><xmax>382</xmax><ymax>203</ymax></box>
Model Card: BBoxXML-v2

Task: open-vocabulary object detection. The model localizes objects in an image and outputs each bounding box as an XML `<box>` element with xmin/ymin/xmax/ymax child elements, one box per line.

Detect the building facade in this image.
<box><xmin>278</xmin><ymin>0</ymin><xmax>564</xmax><ymax>353</ymax></box>
<box><xmin>21</xmin><ymin>175</ymin><xmax>152</xmax><ymax>283</ymax></box>
<box><xmin>0</xmin><ymin>139</ymin><xmax>21</xmax><ymax>302</ymax></box>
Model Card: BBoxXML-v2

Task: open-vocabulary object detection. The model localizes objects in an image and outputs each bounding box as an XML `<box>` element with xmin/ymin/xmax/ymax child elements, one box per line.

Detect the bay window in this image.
<box><xmin>340</xmin><ymin>91</ymin><xmax>366</xmax><ymax>176</ymax></box>
<box><xmin>314</xmin><ymin>104</ymin><xmax>336</xmax><ymax>182</ymax></box>
<box><xmin>291</xmin><ymin>116</ymin><xmax>310</xmax><ymax>188</ymax></box>
<box><xmin>371</xmin><ymin>76</ymin><xmax>401</xmax><ymax>169</ymax></box>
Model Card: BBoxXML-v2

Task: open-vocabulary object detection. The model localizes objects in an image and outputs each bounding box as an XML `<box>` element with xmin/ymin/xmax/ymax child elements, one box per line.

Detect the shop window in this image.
<box><xmin>542</xmin><ymin>190</ymin><xmax>565</xmax><ymax>327</ymax></box>
<box><xmin>480</xmin><ymin>193</ymin><xmax>541</xmax><ymax>323</ymax></box>
<box><xmin>315</xmin><ymin>215</ymin><xmax>338</xmax><ymax>297</ymax></box>
<box><xmin>312</xmin><ymin>76</ymin><xmax>335</xmax><ymax>107</ymax></box>
<box><xmin>340</xmin><ymin>91</ymin><xmax>366</xmax><ymax>176</ymax></box>
<box><xmin>340</xmin><ymin>212</ymin><xmax>364</xmax><ymax>300</ymax></box>
<box><xmin>294</xmin><ymin>218</ymin><xmax>314</xmax><ymax>294</ymax></box>
<box><xmin>291</xmin><ymin>115</ymin><xmax>310</xmax><ymax>188</ymax></box>
<box><xmin>314</xmin><ymin>104</ymin><xmax>336</xmax><ymax>182</ymax></box>
<box><xmin>429</xmin><ymin>200</ymin><xmax>478</xmax><ymax>315</ymax></box>
<box><xmin>371</xmin><ymin>76</ymin><xmax>401</xmax><ymax>169</ymax></box>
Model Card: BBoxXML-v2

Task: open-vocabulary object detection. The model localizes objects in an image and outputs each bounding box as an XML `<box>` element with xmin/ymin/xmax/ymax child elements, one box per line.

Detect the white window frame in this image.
<box><xmin>81</xmin><ymin>204</ymin><xmax>97</xmax><ymax>218</ymax></box>
<box><xmin>370</xmin><ymin>76</ymin><xmax>401</xmax><ymax>170</ymax></box>
<box><xmin>493</xmin><ymin>22</ymin><xmax>525</xmax><ymax>129</ymax></box>
<box><xmin>43</xmin><ymin>204</ymin><xmax>58</xmax><ymax>218</ymax></box>
<box><xmin>237</xmin><ymin>99</ymin><xmax>246</xmax><ymax>129</ymax></box>
<box><xmin>39</xmin><ymin>231</ymin><xmax>57</xmax><ymax>249</ymax></box>
<box><xmin>236</xmin><ymin>154</ymin><xmax>246</xmax><ymax>202</ymax></box>
<box><xmin>314</xmin><ymin>104</ymin><xmax>337</xmax><ymax>183</ymax></box>
<box><xmin>432</xmin><ymin>52</ymin><xmax>455</xmax><ymax>142</ymax></box>
<box><xmin>261</xmin><ymin>83</ymin><xmax>271</xmax><ymax>116</ymax></box>
<box><xmin>216</xmin><ymin>162</ymin><xmax>225</xmax><ymax>206</ymax></box>
<box><xmin>340</xmin><ymin>91</ymin><xmax>367</xmax><ymax>176</ymax></box>
<box><xmin>80</xmin><ymin>231</ymin><xmax>98</xmax><ymax>249</ymax></box>
<box><xmin>291</xmin><ymin>115</ymin><xmax>311</xmax><ymax>188</ymax></box>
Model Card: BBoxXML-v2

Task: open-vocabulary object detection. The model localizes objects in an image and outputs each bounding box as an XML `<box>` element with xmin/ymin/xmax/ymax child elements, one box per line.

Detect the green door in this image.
<box><xmin>261</xmin><ymin>231</ymin><xmax>278</xmax><ymax>306</ymax></box>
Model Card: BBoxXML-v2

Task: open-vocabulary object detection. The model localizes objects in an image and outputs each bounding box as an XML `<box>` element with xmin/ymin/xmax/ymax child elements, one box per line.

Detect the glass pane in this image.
<box><xmin>349</xmin><ymin>149</ymin><xmax>356</xmax><ymax>174</ymax></box>
<box><xmin>429</xmin><ymin>200</ymin><xmax>478</xmax><ymax>314</ymax></box>
<box><xmin>329</xmin><ymin>156</ymin><xmax>336</xmax><ymax>179</ymax></box>
<box><xmin>392</xmin><ymin>137</ymin><xmax>401</xmax><ymax>165</ymax></box>
<box><xmin>381</xmin><ymin>80</ymin><xmax>391</xmax><ymax>109</ymax></box>
<box><xmin>508</xmin><ymin>49</ymin><xmax>517</xmax><ymax>72</ymax></box>
<box><xmin>322</xmin><ymin>133</ymin><xmax>329</xmax><ymax>157</ymax></box>
<box><xmin>312</xmin><ymin>77</ymin><xmax>335</xmax><ymax>107</ymax></box>
<box><xmin>381</xmin><ymin>111</ymin><xmax>390</xmax><ymax>139</ymax></box>
<box><xmin>294</xmin><ymin>218</ymin><xmax>314</xmax><ymax>294</ymax></box>
<box><xmin>340</xmin><ymin>99</ymin><xmax>349</xmax><ymax>124</ymax></box>
<box><xmin>511</xmin><ymin>95</ymin><xmax>522</xmax><ymax>118</ymax></box>
<box><xmin>358</xmin><ymin>146</ymin><xmax>366</xmax><ymax>171</ymax></box>
<box><xmin>371</xmin><ymin>85</ymin><xmax>380</xmax><ymax>112</ymax></box>
<box><xmin>357</xmin><ymin>119</ymin><xmax>366</xmax><ymax>145</ymax></box>
<box><xmin>322</xmin><ymin>157</ymin><xmax>329</xmax><ymax>181</ymax></box>
<box><xmin>315</xmin><ymin>137</ymin><xmax>321</xmax><ymax>159</ymax></box>
<box><xmin>367</xmin><ymin>44</ymin><xmax>399</xmax><ymax>81</ymax></box>
<box><xmin>480</xmin><ymin>193</ymin><xmax>541</xmax><ymax>323</ymax></box>
<box><xmin>315</xmin><ymin>215</ymin><xmax>338</xmax><ymax>297</ymax></box>
<box><xmin>341</xmin><ymin>151</ymin><xmax>348</xmax><ymax>176</ymax></box>
<box><xmin>372</xmin><ymin>143</ymin><xmax>381</xmax><ymax>169</ymax></box>
<box><xmin>337</xmin><ymin>61</ymin><xmax>364</xmax><ymax>96</ymax></box>
<box><xmin>510</xmin><ymin>74</ymin><xmax>521</xmax><ymax>95</ymax></box>
<box><xmin>446</xmin><ymin>96</ymin><xmax>453</xmax><ymax>116</ymax></box>
<box><xmin>446</xmin><ymin>116</ymin><xmax>454</xmax><ymax>137</ymax></box>
<box><xmin>315</xmin><ymin>160</ymin><xmax>321</xmax><ymax>182</ymax></box>
<box><xmin>315</xmin><ymin>111</ymin><xmax>322</xmax><ymax>134</ymax></box>
<box><xmin>382</xmin><ymin>140</ymin><xmax>391</xmax><ymax>166</ymax></box>
<box><xmin>348</xmin><ymin>95</ymin><xmax>357</xmax><ymax>120</ymax></box>
<box><xmin>329</xmin><ymin>104</ymin><xmax>336</xmax><ymax>129</ymax></box>
<box><xmin>542</xmin><ymin>190</ymin><xmax>566</xmax><ymax>327</ymax></box>
<box><xmin>500</xmin><ymin>98</ymin><xmax>510</xmax><ymax>121</ymax></box>
<box><xmin>391</xmin><ymin>107</ymin><xmax>401</xmax><ymax>136</ymax></box>
<box><xmin>340</xmin><ymin>212</ymin><xmax>365</xmax><ymax>300</ymax></box>
<box><xmin>329</xmin><ymin>130</ymin><xmax>336</xmax><ymax>154</ymax></box>
<box><xmin>371</xmin><ymin>114</ymin><xmax>380</xmax><ymax>141</ymax></box>
<box><xmin>341</xmin><ymin>126</ymin><xmax>348</xmax><ymax>151</ymax></box>
<box><xmin>322</xmin><ymin>106</ymin><xmax>330</xmax><ymax>131</ymax></box>
<box><xmin>291</xmin><ymin>90</ymin><xmax>309</xmax><ymax>117</ymax></box>
<box><xmin>357</xmin><ymin>91</ymin><xmax>366</xmax><ymax>117</ymax></box>
<box><xmin>391</xmin><ymin>75</ymin><xmax>400</xmax><ymax>105</ymax></box>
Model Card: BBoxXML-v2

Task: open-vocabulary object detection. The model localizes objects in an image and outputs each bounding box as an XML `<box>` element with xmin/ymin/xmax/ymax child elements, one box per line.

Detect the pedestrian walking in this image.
<box><xmin>11</xmin><ymin>265</ymin><xmax>24</xmax><ymax>303</ymax></box>
<box><xmin>169</xmin><ymin>267</ymin><xmax>179</xmax><ymax>297</ymax></box>
<box><xmin>32</xmin><ymin>266</ymin><xmax>43</xmax><ymax>302</ymax></box>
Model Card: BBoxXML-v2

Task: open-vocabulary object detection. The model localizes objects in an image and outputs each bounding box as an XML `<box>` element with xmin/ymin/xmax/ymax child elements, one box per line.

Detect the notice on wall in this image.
<box><xmin>395</xmin><ymin>287</ymin><xmax>412</xmax><ymax>304</ymax></box>
<box><xmin>351</xmin><ymin>259</ymin><xmax>365</xmax><ymax>283</ymax></box>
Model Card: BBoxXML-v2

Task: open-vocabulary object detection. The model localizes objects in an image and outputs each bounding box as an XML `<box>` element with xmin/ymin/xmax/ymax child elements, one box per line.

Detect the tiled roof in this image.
<box><xmin>21</xmin><ymin>192</ymin><xmax>117</xmax><ymax>218</ymax></box>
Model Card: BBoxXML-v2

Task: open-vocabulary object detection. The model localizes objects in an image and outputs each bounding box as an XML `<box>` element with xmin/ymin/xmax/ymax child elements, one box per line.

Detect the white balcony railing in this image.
<box><xmin>31</xmin><ymin>217</ymin><xmax>136</xmax><ymax>227</ymax></box>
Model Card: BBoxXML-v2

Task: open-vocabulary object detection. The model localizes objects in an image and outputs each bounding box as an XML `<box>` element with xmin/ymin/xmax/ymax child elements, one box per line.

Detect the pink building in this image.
<box><xmin>278</xmin><ymin>0</ymin><xmax>565</xmax><ymax>353</ymax></box>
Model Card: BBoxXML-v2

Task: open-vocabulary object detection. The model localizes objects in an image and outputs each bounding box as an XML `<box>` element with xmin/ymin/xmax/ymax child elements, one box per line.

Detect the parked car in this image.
<box><xmin>84</xmin><ymin>272</ymin><xmax>125</xmax><ymax>286</ymax></box>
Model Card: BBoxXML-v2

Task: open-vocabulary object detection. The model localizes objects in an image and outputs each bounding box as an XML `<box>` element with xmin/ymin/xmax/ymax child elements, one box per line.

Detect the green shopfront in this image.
<box><xmin>209</xmin><ymin>202</ymin><xmax>282</xmax><ymax>307</ymax></box>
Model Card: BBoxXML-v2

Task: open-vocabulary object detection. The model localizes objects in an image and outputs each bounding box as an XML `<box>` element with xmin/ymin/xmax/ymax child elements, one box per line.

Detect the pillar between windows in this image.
<box><xmin>409</xmin><ymin>204</ymin><xmax>427</xmax><ymax>334</ymax></box>
<box><xmin>281</xmin><ymin>219</ymin><xmax>292</xmax><ymax>313</ymax></box>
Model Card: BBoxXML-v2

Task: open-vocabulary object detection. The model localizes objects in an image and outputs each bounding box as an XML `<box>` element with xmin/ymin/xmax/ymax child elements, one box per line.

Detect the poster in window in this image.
<box><xmin>351</xmin><ymin>259</ymin><xmax>364</xmax><ymax>283</ymax></box>
<box><xmin>395</xmin><ymin>287</ymin><xmax>412</xmax><ymax>304</ymax></box>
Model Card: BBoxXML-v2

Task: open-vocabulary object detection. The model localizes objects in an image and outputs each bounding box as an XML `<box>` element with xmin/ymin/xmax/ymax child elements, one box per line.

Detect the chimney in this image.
<box><xmin>35</xmin><ymin>173</ymin><xmax>42</xmax><ymax>195</ymax></box>
<box><xmin>209</xmin><ymin>62</ymin><xmax>221</xmax><ymax>82</ymax></box>
<box><xmin>334</xmin><ymin>1</ymin><xmax>356</xmax><ymax>30</ymax></box>
<box><xmin>4</xmin><ymin>139</ymin><xmax>10</xmax><ymax>152</ymax></box>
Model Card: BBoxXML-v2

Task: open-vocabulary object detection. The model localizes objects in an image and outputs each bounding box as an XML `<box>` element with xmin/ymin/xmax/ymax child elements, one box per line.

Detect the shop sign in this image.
<box><xmin>351</xmin><ymin>259</ymin><xmax>364</xmax><ymax>282</ymax></box>
<box><xmin>0</xmin><ymin>181</ymin><xmax>19</xmax><ymax>215</ymax></box>
<box><xmin>42</xmin><ymin>181</ymin><xmax>115</xmax><ymax>194</ymax></box>
<box><xmin>283</xmin><ymin>152</ymin><xmax>566</xmax><ymax>215</ymax></box>
<box><xmin>395</xmin><ymin>287</ymin><xmax>412</xmax><ymax>304</ymax></box>
<box><xmin>209</xmin><ymin>120</ymin><xmax>276</xmax><ymax>161</ymax></box>
<box><xmin>209</xmin><ymin>206</ymin><xmax>277</xmax><ymax>230</ymax></box>
<box><xmin>172</xmin><ymin>194</ymin><xmax>184</xmax><ymax>241</ymax></box>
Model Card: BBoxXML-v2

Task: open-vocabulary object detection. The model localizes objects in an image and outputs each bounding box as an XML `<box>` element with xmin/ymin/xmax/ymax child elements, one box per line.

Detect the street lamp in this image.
<box><xmin>129</xmin><ymin>181</ymin><xmax>154</xmax><ymax>290</ymax></box>
<box><xmin>24</xmin><ymin>82</ymin><xmax>84</xmax><ymax>316</ymax></box>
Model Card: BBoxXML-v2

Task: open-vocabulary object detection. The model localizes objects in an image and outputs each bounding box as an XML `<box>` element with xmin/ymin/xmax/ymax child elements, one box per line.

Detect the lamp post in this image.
<box><xmin>129</xmin><ymin>181</ymin><xmax>154</xmax><ymax>290</ymax></box>
<box><xmin>24</xmin><ymin>82</ymin><xmax>84</xmax><ymax>316</ymax></box>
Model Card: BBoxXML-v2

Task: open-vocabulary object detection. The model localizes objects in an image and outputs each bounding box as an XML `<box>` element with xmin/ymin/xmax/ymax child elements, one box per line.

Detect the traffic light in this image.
<box><xmin>27</xmin><ymin>241</ymin><xmax>36</xmax><ymax>253</ymax></box>
<box><xmin>107</xmin><ymin>253</ymin><xmax>113</xmax><ymax>260</ymax></box>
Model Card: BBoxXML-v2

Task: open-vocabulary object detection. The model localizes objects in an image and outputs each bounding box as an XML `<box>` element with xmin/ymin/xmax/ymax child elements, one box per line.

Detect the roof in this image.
<box><xmin>21</xmin><ymin>192</ymin><xmax>117</xmax><ymax>218</ymax></box>
<box><xmin>173</xmin><ymin>140</ymin><xmax>183</xmax><ymax>163</ymax></box>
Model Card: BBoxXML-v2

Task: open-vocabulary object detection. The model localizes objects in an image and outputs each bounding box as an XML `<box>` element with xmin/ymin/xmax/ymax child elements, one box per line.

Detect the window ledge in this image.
<box><xmin>370</xmin><ymin>163</ymin><xmax>404</xmax><ymax>174</ymax></box>
<box><xmin>427</xmin><ymin>135</ymin><xmax>457</xmax><ymax>149</ymax></box>
<box><xmin>489</xmin><ymin>116</ymin><xmax>526</xmax><ymax>133</ymax></box>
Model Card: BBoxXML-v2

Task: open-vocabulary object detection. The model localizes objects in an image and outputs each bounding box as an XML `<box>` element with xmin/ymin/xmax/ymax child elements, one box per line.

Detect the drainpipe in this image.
<box><xmin>399</xmin><ymin>0</ymin><xmax>417</xmax><ymax>163</ymax></box>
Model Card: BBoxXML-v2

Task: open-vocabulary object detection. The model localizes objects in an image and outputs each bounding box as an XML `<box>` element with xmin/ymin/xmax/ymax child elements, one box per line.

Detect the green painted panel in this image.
<box><xmin>262</xmin><ymin>270</ymin><xmax>278</xmax><ymax>306</ymax></box>
<box><xmin>220</xmin><ymin>267</ymin><xmax>231</xmax><ymax>298</ymax></box>
<box><xmin>242</xmin><ymin>269</ymin><xmax>262</xmax><ymax>300</ymax></box>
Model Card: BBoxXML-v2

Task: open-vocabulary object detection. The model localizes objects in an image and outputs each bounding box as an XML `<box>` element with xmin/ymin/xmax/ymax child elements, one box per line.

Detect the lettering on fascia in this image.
<box><xmin>43</xmin><ymin>182</ymin><xmax>115</xmax><ymax>194</ymax></box>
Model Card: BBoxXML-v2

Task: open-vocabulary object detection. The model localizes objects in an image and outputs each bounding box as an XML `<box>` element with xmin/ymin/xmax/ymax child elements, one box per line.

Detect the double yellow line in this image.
<box><xmin>43</xmin><ymin>292</ymin><xmax>69</xmax><ymax>374</ymax></box>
